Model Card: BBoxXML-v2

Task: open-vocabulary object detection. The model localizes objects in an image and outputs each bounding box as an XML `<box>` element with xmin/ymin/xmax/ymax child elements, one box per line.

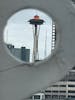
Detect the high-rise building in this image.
<box><xmin>51</xmin><ymin>22</ymin><xmax>56</xmax><ymax>51</ymax></box>
<box><xmin>7</xmin><ymin>44</ymin><xmax>30</xmax><ymax>62</ymax></box>
<box><xmin>21</xmin><ymin>47</ymin><xmax>30</xmax><ymax>62</ymax></box>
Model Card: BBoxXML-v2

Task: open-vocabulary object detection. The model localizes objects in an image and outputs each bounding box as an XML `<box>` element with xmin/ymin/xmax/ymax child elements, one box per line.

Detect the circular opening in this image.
<box><xmin>3</xmin><ymin>8</ymin><xmax>57</xmax><ymax>63</ymax></box>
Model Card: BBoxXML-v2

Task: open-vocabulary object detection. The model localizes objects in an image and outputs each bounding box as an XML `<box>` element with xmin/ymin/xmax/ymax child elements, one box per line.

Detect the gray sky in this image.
<box><xmin>4</xmin><ymin>9</ymin><xmax>52</xmax><ymax>62</ymax></box>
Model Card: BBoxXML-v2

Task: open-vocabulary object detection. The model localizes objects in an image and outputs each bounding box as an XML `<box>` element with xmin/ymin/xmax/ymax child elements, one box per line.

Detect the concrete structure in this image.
<box><xmin>45</xmin><ymin>67</ymin><xmax>75</xmax><ymax>99</ymax></box>
<box><xmin>0</xmin><ymin>0</ymin><xmax>75</xmax><ymax>100</ymax></box>
<box><xmin>7</xmin><ymin>44</ymin><xmax>30</xmax><ymax>62</ymax></box>
<box><xmin>29</xmin><ymin>68</ymin><xmax>75</xmax><ymax>100</ymax></box>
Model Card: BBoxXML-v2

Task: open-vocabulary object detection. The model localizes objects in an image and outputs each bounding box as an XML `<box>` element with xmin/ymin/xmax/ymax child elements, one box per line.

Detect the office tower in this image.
<box><xmin>7</xmin><ymin>44</ymin><xmax>30</xmax><ymax>62</ymax></box>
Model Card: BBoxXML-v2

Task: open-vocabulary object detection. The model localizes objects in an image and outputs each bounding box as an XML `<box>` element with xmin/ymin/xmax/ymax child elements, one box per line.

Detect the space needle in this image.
<box><xmin>29</xmin><ymin>15</ymin><xmax>44</xmax><ymax>62</ymax></box>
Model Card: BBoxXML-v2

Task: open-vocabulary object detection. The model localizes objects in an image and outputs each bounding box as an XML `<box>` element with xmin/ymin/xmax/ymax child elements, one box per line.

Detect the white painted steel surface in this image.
<box><xmin>0</xmin><ymin>0</ymin><xmax>75</xmax><ymax>100</ymax></box>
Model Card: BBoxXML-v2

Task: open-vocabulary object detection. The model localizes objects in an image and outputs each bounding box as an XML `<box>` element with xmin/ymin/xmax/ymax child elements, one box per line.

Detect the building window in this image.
<box><xmin>45</xmin><ymin>90</ymin><xmax>51</xmax><ymax>92</ymax></box>
<box><xmin>68</xmin><ymin>91</ymin><xmax>75</xmax><ymax>93</ymax></box>
<box><xmin>68</xmin><ymin>96</ymin><xmax>75</xmax><ymax>98</ymax></box>
<box><xmin>52</xmin><ymin>95</ymin><xmax>58</xmax><ymax>99</ymax></box>
<box><xmin>52</xmin><ymin>91</ymin><xmax>59</xmax><ymax>93</ymax></box>
<box><xmin>59</xmin><ymin>91</ymin><xmax>66</xmax><ymax>93</ymax></box>
<box><xmin>68</xmin><ymin>85</ymin><xmax>75</xmax><ymax>87</ymax></box>
<box><xmin>60</xmin><ymin>85</ymin><xmax>66</xmax><ymax>87</ymax></box>
<box><xmin>59</xmin><ymin>95</ymin><xmax>66</xmax><ymax>99</ymax></box>
<box><xmin>45</xmin><ymin>95</ymin><xmax>51</xmax><ymax>99</ymax></box>
<box><xmin>34</xmin><ymin>95</ymin><xmax>40</xmax><ymax>99</ymax></box>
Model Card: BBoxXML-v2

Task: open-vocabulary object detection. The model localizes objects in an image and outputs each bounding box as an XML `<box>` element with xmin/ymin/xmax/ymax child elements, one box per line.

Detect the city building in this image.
<box><xmin>7</xmin><ymin>44</ymin><xmax>30</xmax><ymax>62</ymax></box>
<box><xmin>51</xmin><ymin>22</ymin><xmax>56</xmax><ymax>51</ymax></box>
<box><xmin>30</xmin><ymin>68</ymin><xmax>75</xmax><ymax>100</ymax></box>
<box><xmin>45</xmin><ymin>67</ymin><xmax>75</xmax><ymax>100</ymax></box>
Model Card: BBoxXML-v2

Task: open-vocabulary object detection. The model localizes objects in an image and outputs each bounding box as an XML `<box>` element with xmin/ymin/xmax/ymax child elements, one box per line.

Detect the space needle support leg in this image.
<box><xmin>33</xmin><ymin>24</ymin><xmax>39</xmax><ymax>61</ymax></box>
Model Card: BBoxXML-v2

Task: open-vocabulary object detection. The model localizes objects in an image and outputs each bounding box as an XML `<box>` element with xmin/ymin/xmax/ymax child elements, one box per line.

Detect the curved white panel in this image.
<box><xmin>0</xmin><ymin>0</ymin><xmax>75</xmax><ymax>100</ymax></box>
